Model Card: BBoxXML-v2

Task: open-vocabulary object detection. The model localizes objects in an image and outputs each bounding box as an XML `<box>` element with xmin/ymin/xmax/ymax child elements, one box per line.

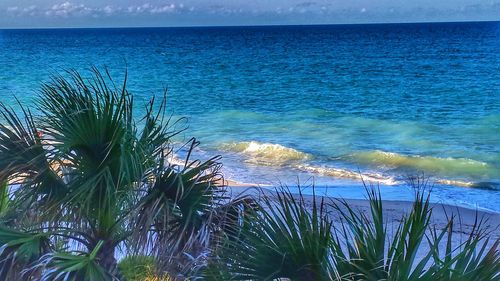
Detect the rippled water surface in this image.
<box><xmin>0</xmin><ymin>22</ymin><xmax>499</xmax><ymax>210</ymax></box>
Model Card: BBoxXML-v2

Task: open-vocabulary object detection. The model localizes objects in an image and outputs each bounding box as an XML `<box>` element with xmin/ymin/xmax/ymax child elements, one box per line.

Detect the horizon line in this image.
<box><xmin>1</xmin><ymin>19</ymin><xmax>498</xmax><ymax>30</ymax></box>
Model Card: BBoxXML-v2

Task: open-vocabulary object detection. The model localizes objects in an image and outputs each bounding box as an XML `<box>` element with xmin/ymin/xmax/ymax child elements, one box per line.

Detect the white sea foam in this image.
<box><xmin>218</xmin><ymin>141</ymin><xmax>497</xmax><ymax>189</ymax></box>
<box><xmin>219</xmin><ymin>141</ymin><xmax>311</xmax><ymax>165</ymax></box>
<box><xmin>219</xmin><ymin>141</ymin><xmax>399</xmax><ymax>185</ymax></box>
<box><xmin>295</xmin><ymin>164</ymin><xmax>401</xmax><ymax>186</ymax></box>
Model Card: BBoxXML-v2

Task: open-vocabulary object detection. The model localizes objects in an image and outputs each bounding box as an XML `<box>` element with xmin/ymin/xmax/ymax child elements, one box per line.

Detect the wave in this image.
<box><xmin>296</xmin><ymin>164</ymin><xmax>400</xmax><ymax>186</ymax></box>
<box><xmin>294</xmin><ymin>163</ymin><xmax>498</xmax><ymax>189</ymax></box>
<box><xmin>219</xmin><ymin>141</ymin><xmax>311</xmax><ymax>165</ymax></box>
<box><xmin>218</xmin><ymin>141</ymin><xmax>399</xmax><ymax>185</ymax></box>
<box><xmin>217</xmin><ymin>141</ymin><xmax>498</xmax><ymax>189</ymax></box>
<box><xmin>350</xmin><ymin>150</ymin><xmax>493</xmax><ymax>178</ymax></box>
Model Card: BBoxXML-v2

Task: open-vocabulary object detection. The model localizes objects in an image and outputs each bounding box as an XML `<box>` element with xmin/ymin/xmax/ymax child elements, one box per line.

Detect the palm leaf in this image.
<box><xmin>131</xmin><ymin>138</ymin><xmax>226</xmax><ymax>266</ymax></box>
<box><xmin>429</xmin><ymin>216</ymin><xmax>500</xmax><ymax>281</ymax></box>
<box><xmin>0</xmin><ymin>101</ymin><xmax>66</xmax><ymax>206</ymax></box>
<box><xmin>36</xmin><ymin>240</ymin><xmax>115</xmax><ymax>281</ymax></box>
<box><xmin>0</xmin><ymin>226</ymin><xmax>51</xmax><ymax>279</ymax></box>
<box><xmin>206</xmin><ymin>185</ymin><xmax>335</xmax><ymax>281</ymax></box>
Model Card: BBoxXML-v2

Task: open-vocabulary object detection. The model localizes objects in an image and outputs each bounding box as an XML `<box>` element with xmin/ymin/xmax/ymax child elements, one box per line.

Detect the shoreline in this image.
<box><xmin>224</xmin><ymin>181</ymin><xmax>500</xmax><ymax>242</ymax></box>
<box><xmin>223</xmin><ymin>178</ymin><xmax>500</xmax><ymax>214</ymax></box>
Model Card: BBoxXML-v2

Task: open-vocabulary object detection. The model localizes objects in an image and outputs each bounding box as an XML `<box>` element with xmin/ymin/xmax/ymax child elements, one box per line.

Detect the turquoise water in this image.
<box><xmin>0</xmin><ymin>22</ymin><xmax>499</xmax><ymax>211</ymax></box>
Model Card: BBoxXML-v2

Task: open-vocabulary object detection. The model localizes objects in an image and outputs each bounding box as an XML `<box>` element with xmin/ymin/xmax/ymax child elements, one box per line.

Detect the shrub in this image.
<box><xmin>206</xmin><ymin>184</ymin><xmax>500</xmax><ymax>280</ymax></box>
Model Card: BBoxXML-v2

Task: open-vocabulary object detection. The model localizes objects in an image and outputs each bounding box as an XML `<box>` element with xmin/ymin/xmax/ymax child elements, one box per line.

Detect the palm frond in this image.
<box><xmin>0</xmin><ymin>181</ymin><xmax>9</xmax><ymax>217</ymax></box>
<box><xmin>37</xmin><ymin>68</ymin><xmax>142</xmax><ymax>218</ymax></box>
<box><xmin>36</xmin><ymin>241</ymin><xmax>115</xmax><ymax>281</ymax></box>
<box><xmin>428</xmin><ymin>216</ymin><xmax>500</xmax><ymax>281</ymax></box>
<box><xmin>131</xmin><ymin>138</ymin><xmax>225</xmax><ymax>265</ymax></box>
<box><xmin>206</xmin><ymin>185</ymin><xmax>335</xmax><ymax>281</ymax></box>
<box><xmin>0</xmin><ymin>226</ymin><xmax>51</xmax><ymax>280</ymax></box>
<box><xmin>329</xmin><ymin>182</ymin><xmax>436</xmax><ymax>280</ymax></box>
<box><xmin>0</xmin><ymin>101</ymin><xmax>65</xmax><ymax>205</ymax></box>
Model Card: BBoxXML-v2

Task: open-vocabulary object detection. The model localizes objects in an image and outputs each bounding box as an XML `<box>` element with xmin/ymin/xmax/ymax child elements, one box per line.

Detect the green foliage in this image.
<box><xmin>132</xmin><ymin>149</ymin><xmax>226</xmax><ymax>259</ymax></box>
<box><xmin>0</xmin><ymin>68</ymin><xmax>228</xmax><ymax>280</ymax></box>
<box><xmin>328</xmin><ymin>188</ymin><xmax>435</xmax><ymax>280</ymax></box>
<box><xmin>37</xmin><ymin>241</ymin><xmax>114</xmax><ymax>281</ymax></box>
<box><xmin>0</xmin><ymin>227</ymin><xmax>51</xmax><ymax>279</ymax></box>
<box><xmin>207</xmin><ymin>185</ymin><xmax>500</xmax><ymax>281</ymax></box>
<box><xmin>0</xmin><ymin>181</ymin><xmax>8</xmax><ymax>216</ymax></box>
<box><xmin>118</xmin><ymin>255</ymin><xmax>176</xmax><ymax>281</ymax></box>
<box><xmin>206</xmin><ymin>186</ymin><xmax>335</xmax><ymax>281</ymax></box>
<box><xmin>118</xmin><ymin>256</ymin><xmax>158</xmax><ymax>281</ymax></box>
<box><xmin>0</xmin><ymin>227</ymin><xmax>50</xmax><ymax>262</ymax></box>
<box><xmin>427</xmin><ymin>220</ymin><xmax>500</xmax><ymax>281</ymax></box>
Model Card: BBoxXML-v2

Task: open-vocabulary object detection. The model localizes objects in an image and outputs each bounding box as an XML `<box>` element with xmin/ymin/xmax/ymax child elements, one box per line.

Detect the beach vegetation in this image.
<box><xmin>0</xmin><ymin>68</ymin><xmax>236</xmax><ymax>280</ymax></box>
<box><xmin>206</xmin><ymin>182</ymin><xmax>500</xmax><ymax>281</ymax></box>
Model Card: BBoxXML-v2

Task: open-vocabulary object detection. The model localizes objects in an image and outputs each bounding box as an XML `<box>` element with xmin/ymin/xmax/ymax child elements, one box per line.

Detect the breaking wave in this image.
<box><xmin>295</xmin><ymin>164</ymin><xmax>400</xmax><ymax>186</ymax></box>
<box><xmin>218</xmin><ymin>141</ymin><xmax>499</xmax><ymax>189</ymax></box>
<box><xmin>219</xmin><ymin>141</ymin><xmax>311</xmax><ymax>165</ymax></box>
<box><xmin>350</xmin><ymin>150</ymin><xmax>493</xmax><ymax>178</ymax></box>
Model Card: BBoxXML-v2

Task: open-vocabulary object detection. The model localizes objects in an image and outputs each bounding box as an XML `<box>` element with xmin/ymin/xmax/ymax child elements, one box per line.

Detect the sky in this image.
<box><xmin>0</xmin><ymin>0</ymin><xmax>499</xmax><ymax>28</ymax></box>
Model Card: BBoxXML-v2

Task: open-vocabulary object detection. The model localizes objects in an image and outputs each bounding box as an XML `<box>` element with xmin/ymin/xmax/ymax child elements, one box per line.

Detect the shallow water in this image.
<box><xmin>0</xmin><ymin>22</ymin><xmax>499</xmax><ymax>211</ymax></box>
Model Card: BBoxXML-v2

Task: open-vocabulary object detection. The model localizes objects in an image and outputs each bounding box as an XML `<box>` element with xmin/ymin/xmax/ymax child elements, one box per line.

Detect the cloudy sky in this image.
<box><xmin>1</xmin><ymin>0</ymin><xmax>499</xmax><ymax>28</ymax></box>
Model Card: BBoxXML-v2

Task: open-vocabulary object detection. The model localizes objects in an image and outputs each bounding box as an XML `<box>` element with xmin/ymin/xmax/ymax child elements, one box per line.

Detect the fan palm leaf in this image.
<box><xmin>0</xmin><ymin>226</ymin><xmax>51</xmax><ymax>279</ymax></box>
<box><xmin>206</xmin><ymin>186</ymin><xmax>335</xmax><ymax>281</ymax></box>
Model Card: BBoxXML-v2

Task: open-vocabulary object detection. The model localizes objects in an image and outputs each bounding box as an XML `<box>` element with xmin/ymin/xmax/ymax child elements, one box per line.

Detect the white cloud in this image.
<box><xmin>151</xmin><ymin>4</ymin><xmax>176</xmax><ymax>14</ymax></box>
<box><xmin>12</xmin><ymin>2</ymin><xmax>118</xmax><ymax>18</ymax></box>
<box><xmin>23</xmin><ymin>5</ymin><xmax>37</xmax><ymax>16</ymax></box>
<box><xmin>126</xmin><ymin>3</ymin><xmax>178</xmax><ymax>14</ymax></box>
<box><xmin>102</xmin><ymin>5</ymin><xmax>117</xmax><ymax>15</ymax></box>
<box><xmin>35</xmin><ymin>2</ymin><xmax>128</xmax><ymax>18</ymax></box>
<box><xmin>6</xmin><ymin>5</ymin><xmax>39</xmax><ymax>16</ymax></box>
<box><xmin>45</xmin><ymin>2</ymin><xmax>92</xmax><ymax>17</ymax></box>
<box><xmin>6</xmin><ymin>6</ymin><xmax>19</xmax><ymax>12</ymax></box>
<box><xmin>3</xmin><ymin>0</ymin><xmax>496</xmax><ymax>25</ymax></box>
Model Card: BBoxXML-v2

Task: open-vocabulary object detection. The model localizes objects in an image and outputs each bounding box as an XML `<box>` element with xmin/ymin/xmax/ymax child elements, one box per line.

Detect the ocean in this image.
<box><xmin>0</xmin><ymin>22</ymin><xmax>499</xmax><ymax>211</ymax></box>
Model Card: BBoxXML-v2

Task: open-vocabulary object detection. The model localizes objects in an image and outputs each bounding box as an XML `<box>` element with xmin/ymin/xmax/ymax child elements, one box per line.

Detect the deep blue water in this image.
<box><xmin>0</xmin><ymin>22</ymin><xmax>499</xmax><ymax>211</ymax></box>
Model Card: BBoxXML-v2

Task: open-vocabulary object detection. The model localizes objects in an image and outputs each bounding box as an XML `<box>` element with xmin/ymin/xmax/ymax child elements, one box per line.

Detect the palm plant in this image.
<box><xmin>332</xmin><ymin>185</ymin><xmax>499</xmax><ymax>281</ymax></box>
<box><xmin>0</xmin><ymin>68</ymin><xmax>230</xmax><ymax>280</ymax></box>
<box><xmin>207</xmin><ymin>183</ymin><xmax>500</xmax><ymax>281</ymax></box>
<box><xmin>330</xmin><ymin>186</ymin><xmax>437</xmax><ymax>280</ymax></box>
<box><xmin>205</xmin><ymin>186</ymin><xmax>336</xmax><ymax>281</ymax></box>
